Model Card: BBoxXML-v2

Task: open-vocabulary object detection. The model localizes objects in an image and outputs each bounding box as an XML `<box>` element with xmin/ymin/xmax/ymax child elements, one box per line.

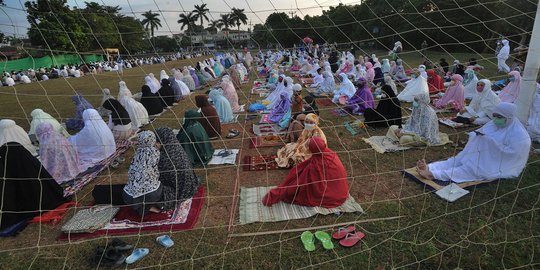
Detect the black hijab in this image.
<box><xmin>0</xmin><ymin>143</ymin><xmax>67</xmax><ymax>230</ymax></box>
<box><xmin>140</xmin><ymin>85</ymin><xmax>164</xmax><ymax>116</ymax></box>
<box><xmin>364</xmin><ymin>85</ymin><xmax>402</xmax><ymax>128</ymax></box>
<box><xmin>158</xmin><ymin>79</ymin><xmax>175</xmax><ymax>107</ymax></box>
<box><xmin>102</xmin><ymin>99</ymin><xmax>131</xmax><ymax>126</ymax></box>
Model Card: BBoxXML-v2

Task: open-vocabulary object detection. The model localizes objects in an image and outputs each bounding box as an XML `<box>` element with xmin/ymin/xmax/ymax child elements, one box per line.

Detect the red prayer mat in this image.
<box><xmin>243</xmin><ymin>155</ymin><xmax>281</xmax><ymax>171</ymax></box>
<box><xmin>57</xmin><ymin>186</ymin><xmax>204</xmax><ymax>241</ymax></box>
<box><xmin>249</xmin><ymin>135</ymin><xmax>285</xmax><ymax>149</ymax></box>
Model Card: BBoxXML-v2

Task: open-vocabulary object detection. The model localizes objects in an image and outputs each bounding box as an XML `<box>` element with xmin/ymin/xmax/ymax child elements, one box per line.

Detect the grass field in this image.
<box><xmin>0</xmin><ymin>50</ymin><xmax>539</xmax><ymax>270</ymax></box>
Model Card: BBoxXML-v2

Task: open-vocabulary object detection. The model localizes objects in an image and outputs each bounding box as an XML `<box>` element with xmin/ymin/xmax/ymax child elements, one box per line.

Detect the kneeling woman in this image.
<box><xmin>263</xmin><ymin>137</ymin><xmax>349</xmax><ymax>208</ymax></box>
<box><xmin>386</xmin><ymin>93</ymin><xmax>443</xmax><ymax>146</ymax></box>
<box><xmin>176</xmin><ymin>110</ymin><xmax>215</xmax><ymax>166</ymax></box>
<box><xmin>416</xmin><ymin>103</ymin><xmax>530</xmax><ymax>183</ymax></box>
<box><xmin>276</xmin><ymin>113</ymin><xmax>326</xmax><ymax>168</ymax></box>
<box><xmin>123</xmin><ymin>131</ymin><xmax>163</xmax><ymax>216</ymax></box>
<box><xmin>268</xmin><ymin>92</ymin><xmax>292</xmax><ymax>128</ymax></box>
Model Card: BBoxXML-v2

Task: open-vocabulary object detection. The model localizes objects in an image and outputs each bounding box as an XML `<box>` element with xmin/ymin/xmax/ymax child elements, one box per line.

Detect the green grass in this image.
<box><xmin>0</xmin><ymin>52</ymin><xmax>539</xmax><ymax>270</ymax></box>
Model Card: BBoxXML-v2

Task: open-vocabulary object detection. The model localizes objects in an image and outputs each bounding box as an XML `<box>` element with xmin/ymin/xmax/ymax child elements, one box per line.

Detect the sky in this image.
<box><xmin>0</xmin><ymin>0</ymin><xmax>362</xmax><ymax>38</ymax></box>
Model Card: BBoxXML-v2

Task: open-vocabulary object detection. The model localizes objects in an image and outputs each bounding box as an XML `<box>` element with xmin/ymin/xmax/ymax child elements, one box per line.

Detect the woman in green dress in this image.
<box><xmin>176</xmin><ymin>109</ymin><xmax>214</xmax><ymax>166</ymax></box>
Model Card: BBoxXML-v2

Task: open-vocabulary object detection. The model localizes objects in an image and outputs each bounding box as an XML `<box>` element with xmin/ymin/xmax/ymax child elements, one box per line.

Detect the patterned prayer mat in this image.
<box><xmin>243</xmin><ymin>155</ymin><xmax>281</xmax><ymax>171</ymax></box>
<box><xmin>238</xmin><ymin>186</ymin><xmax>364</xmax><ymax>225</ymax></box>
<box><xmin>252</xmin><ymin>123</ymin><xmax>287</xmax><ymax>136</ymax></box>
<box><xmin>344</xmin><ymin>120</ymin><xmax>366</xmax><ymax>136</ymax></box>
<box><xmin>362</xmin><ymin>134</ymin><xmax>452</xmax><ymax>154</ymax></box>
<box><xmin>249</xmin><ymin>135</ymin><xmax>285</xmax><ymax>148</ymax></box>
<box><xmin>57</xmin><ymin>186</ymin><xmax>204</xmax><ymax>241</ymax></box>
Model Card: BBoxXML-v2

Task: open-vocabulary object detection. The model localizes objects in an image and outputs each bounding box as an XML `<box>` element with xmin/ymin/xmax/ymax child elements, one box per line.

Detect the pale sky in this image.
<box><xmin>0</xmin><ymin>0</ymin><xmax>362</xmax><ymax>38</ymax></box>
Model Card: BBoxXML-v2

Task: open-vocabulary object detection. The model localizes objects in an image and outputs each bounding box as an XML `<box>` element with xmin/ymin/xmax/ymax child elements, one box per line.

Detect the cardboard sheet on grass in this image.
<box><xmin>307</xmin><ymin>88</ymin><xmax>332</xmax><ymax>98</ymax></box>
<box><xmin>362</xmin><ymin>134</ymin><xmax>451</xmax><ymax>154</ymax></box>
<box><xmin>239</xmin><ymin>186</ymin><xmax>364</xmax><ymax>224</ymax></box>
<box><xmin>208</xmin><ymin>149</ymin><xmax>239</xmax><ymax>165</ymax></box>
<box><xmin>58</xmin><ymin>187</ymin><xmax>204</xmax><ymax>241</ymax></box>
<box><xmin>402</xmin><ymin>168</ymin><xmax>497</xmax><ymax>201</ymax></box>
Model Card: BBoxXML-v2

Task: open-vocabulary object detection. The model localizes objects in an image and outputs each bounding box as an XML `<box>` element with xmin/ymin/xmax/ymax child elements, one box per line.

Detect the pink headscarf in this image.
<box><xmin>36</xmin><ymin>122</ymin><xmax>80</xmax><ymax>184</ymax></box>
<box><xmin>499</xmin><ymin>71</ymin><xmax>521</xmax><ymax>103</ymax></box>
<box><xmin>365</xmin><ymin>62</ymin><xmax>375</xmax><ymax>83</ymax></box>
<box><xmin>220</xmin><ymin>76</ymin><xmax>240</xmax><ymax>112</ymax></box>
<box><xmin>435</xmin><ymin>74</ymin><xmax>465</xmax><ymax>111</ymax></box>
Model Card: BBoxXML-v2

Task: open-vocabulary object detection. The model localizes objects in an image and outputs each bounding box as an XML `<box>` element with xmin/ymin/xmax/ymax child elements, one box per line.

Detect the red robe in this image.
<box><xmin>262</xmin><ymin>137</ymin><xmax>349</xmax><ymax>208</ymax></box>
<box><xmin>427</xmin><ymin>69</ymin><xmax>445</xmax><ymax>94</ymax></box>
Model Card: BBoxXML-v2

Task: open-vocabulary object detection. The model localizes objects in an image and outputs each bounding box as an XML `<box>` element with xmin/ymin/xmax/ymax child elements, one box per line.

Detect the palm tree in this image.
<box><xmin>217</xmin><ymin>13</ymin><xmax>232</xmax><ymax>30</ymax></box>
<box><xmin>141</xmin><ymin>11</ymin><xmax>162</xmax><ymax>38</ymax></box>
<box><xmin>206</xmin><ymin>21</ymin><xmax>219</xmax><ymax>34</ymax></box>
<box><xmin>192</xmin><ymin>4</ymin><xmax>209</xmax><ymax>27</ymax></box>
<box><xmin>230</xmin><ymin>8</ymin><xmax>248</xmax><ymax>42</ymax></box>
<box><xmin>178</xmin><ymin>12</ymin><xmax>197</xmax><ymax>33</ymax></box>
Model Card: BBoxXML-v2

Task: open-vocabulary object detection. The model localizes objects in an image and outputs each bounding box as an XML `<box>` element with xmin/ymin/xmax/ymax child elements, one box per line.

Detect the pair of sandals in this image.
<box><xmin>300</xmin><ymin>226</ymin><xmax>365</xmax><ymax>251</ymax></box>
<box><xmin>226</xmin><ymin>129</ymin><xmax>240</xmax><ymax>139</ymax></box>
<box><xmin>332</xmin><ymin>226</ymin><xmax>365</xmax><ymax>247</ymax></box>
<box><xmin>91</xmin><ymin>239</ymin><xmax>132</xmax><ymax>267</ymax></box>
<box><xmin>110</xmin><ymin>156</ymin><xmax>126</xmax><ymax>169</ymax></box>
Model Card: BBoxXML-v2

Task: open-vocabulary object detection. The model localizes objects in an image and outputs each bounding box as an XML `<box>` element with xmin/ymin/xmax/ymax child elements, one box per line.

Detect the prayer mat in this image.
<box><xmin>251</xmin><ymin>87</ymin><xmax>271</xmax><ymax>95</ymax></box>
<box><xmin>259</xmin><ymin>114</ymin><xmax>273</xmax><ymax>124</ymax></box>
<box><xmin>330</xmin><ymin>108</ymin><xmax>350</xmax><ymax>117</ymax></box>
<box><xmin>239</xmin><ymin>186</ymin><xmax>364</xmax><ymax>225</ymax></box>
<box><xmin>408</xmin><ymin>107</ymin><xmax>452</xmax><ymax>114</ymax></box>
<box><xmin>344</xmin><ymin>121</ymin><xmax>366</xmax><ymax>136</ymax></box>
<box><xmin>298</xmin><ymin>77</ymin><xmax>313</xmax><ymax>86</ymax></box>
<box><xmin>402</xmin><ymin>168</ymin><xmax>496</xmax><ymax>197</ymax></box>
<box><xmin>208</xmin><ymin>149</ymin><xmax>240</xmax><ymax>165</ymax></box>
<box><xmin>62</xmin><ymin>140</ymin><xmax>133</xmax><ymax>197</ymax></box>
<box><xmin>439</xmin><ymin>118</ymin><xmax>472</xmax><ymax>129</ymax></box>
<box><xmin>306</xmin><ymin>87</ymin><xmax>333</xmax><ymax>98</ymax></box>
<box><xmin>316</xmin><ymin>98</ymin><xmax>334</xmax><ymax>106</ymax></box>
<box><xmin>362</xmin><ymin>134</ymin><xmax>452</xmax><ymax>154</ymax></box>
<box><xmin>243</xmin><ymin>155</ymin><xmax>281</xmax><ymax>171</ymax></box>
<box><xmin>57</xmin><ymin>186</ymin><xmax>204</xmax><ymax>241</ymax></box>
<box><xmin>252</xmin><ymin>123</ymin><xmax>287</xmax><ymax>136</ymax></box>
<box><xmin>249</xmin><ymin>135</ymin><xmax>285</xmax><ymax>148</ymax></box>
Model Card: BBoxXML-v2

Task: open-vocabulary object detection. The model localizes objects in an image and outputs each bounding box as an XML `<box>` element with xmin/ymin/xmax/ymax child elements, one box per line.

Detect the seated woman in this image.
<box><xmin>310</xmin><ymin>68</ymin><xmax>324</xmax><ymax>88</ymax></box>
<box><xmin>263</xmin><ymin>137</ymin><xmax>349</xmax><ymax>208</ymax></box>
<box><xmin>123</xmin><ymin>131</ymin><xmax>163</xmax><ymax>216</ymax></box>
<box><xmin>0</xmin><ymin>142</ymin><xmax>67</xmax><ymax>231</ymax></box>
<box><xmin>364</xmin><ymin>85</ymin><xmax>403</xmax><ymax>128</ymax></box>
<box><xmin>434</xmin><ymin>74</ymin><xmax>465</xmax><ymax>111</ymax></box>
<box><xmin>384</xmin><ymin>74</ymin><xmax>398</xmax><ymax>95</ymax></box>
<box><xmin>118</xmin><ymin>81</ymin><xmax>149</xmax><ymax>129</ymax></box>
<box><xmin>144</xmin><ymin>74</ymin><xmax>160</xmax><ymax>94</ymax></box>
<box><xmin>29</xmin><ymin>108</ymin><xmax>70</xmax><ymax>138</ymax></box>
<box><xmin>387</xmin><ymin>93</ymin><xmax>443</xmax><ymax>146</ymax></box>
<box><xmin>276</xmin><ymin>113</ymin><xmax>326</xmax><ymax>168</ymax></box>
<box><xmin>427</xmin><ymin>69</ymin><xmax>444</xmax><ymax>95</ymax></box>
<box><xmin>65</xmin><ymin>94</ymin><xmax>94</xmax><ymax>131</ymax></box>
<box><xmin>176</xmin><ymin>109</ymin><xmax>215</xmax><ymax>166</ymax></box>
<box><xmin>269</xmin><ymin>92</ymin><xmax>292</xmax><ymax>128</ymax></box>
<box><xmin>333</xmin><ymin>73</ymin><xmax>356</xmax><ymax>104</ymax></box>
<box><xmin>220</xmin><ymin>75</ymin><xmax>241</xmax><ymax>112</ymax></box>
<box><xmin>290</xmin><ymin>60</ymin><xmax>301</xmax><ymax>72</ymax></box>
<box><xmin>317</xmin><ymin>71</ymin><xmax>336</xmax><ymax>94</ymax></box>
<box><xmin>462</xmin><ymin>68</ymin><xmax>478</xmax><ymax>99</ymax></box>
<box><xmin>155</xmin><ymin>127</ymin><xmax>201</xmax><ymax>210</ymax></box>
<box><xmin>286</xmin><ymin>114</ymin><xmax>306</xmax><ymax>143</ymax></box>
<box><xmin>195</xmin><ymin>95</ymin><xmax>222</xmax><ymax>139</ymax></box>
<box><xmin>140</xmin><ymin>85</ymin><xmax>164</xmax><ymax>117</ymax></box>
<box><xmin>0</xmin><ymin>119</ymin><xmax>37</xmax><ymax>156</ymax></box>
<box><xmin>498</xmin><ymin>71</ymin><xmax>521</xmax><ymax>103</ymax></box>
<box><xmin>397</xmin><ymin>69</ymin><xmax>429</xmax><ymax>102</ymax></box>
<box><xmin>102</xmin><ymin>98</ymin><xmax>135</xmax><ymax>141</ymax></box>
<box><xmin>208</xmin><ymin>89</ymin><xmax>235</xmax><ymax>123</ymax></box>
<box><xmin>182</xmin><ymin>68</ymin><xmax>196</xmax><ymax>91</ymax></box>
<box><xmin>454</xmin><ymin>79</ymin><xmax>500</xmax><ymax>125</ymax></box>
<box><xmin>345</xmin><ymin>77</ymin><xmax>375</xmax><ymax>115</ymax></box>
<box><xmin>35</xmin><ymin>122</ymin><xmax>80</xmax><ymax>184</ymax></box>
<box><xmin>416</xmin><ymin>103</ymin><xmax>531</xmax><ymax>183</ymax></box>
<box><xmin>96</xmin><ymin>88</ymin><xmax>116</xmax><ymax>117</ymax></box>
<box><xmin>364</xmin><ymin>62</ymin><xmax>375</xmax><ymax>84</ymax></box>
<box><xmin>158</xmin><ymin>79</ymin><xmax>176</xmax><ymax>108</ymax></box>
<box><xmin>68</xmin><ymin>109</ymin><xmax>116</xmax><ymax>171</ymax></box>
<box><xmin>393</xmin><ymin>59</ymin><xmax>408</xmax><ymax>82</ymax></box>
<box><xmin>189</xmin><ymin>67</ymin><xmax>201</xmax><ymax>89</ymax></box>
<box><xmin>171</xmin><ymin>69</ymin><xmax>191</xmax><ymax>100</ymax></box>
<box><xmin>229</xmin><ymin>66</ymin><xmax>241</xmax><ymax>89</ymax></box>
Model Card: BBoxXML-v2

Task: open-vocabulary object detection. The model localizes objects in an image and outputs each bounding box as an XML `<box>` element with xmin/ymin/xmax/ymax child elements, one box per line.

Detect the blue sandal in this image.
<box><xmin>125</xmin><ymin>248</ymin><xmax>149</xmax><ymax>264</ymax></box>
<box><xmin>156</xmin><ymin>235</ymin><xmax>174</xmax><ymax>248</ymax></box>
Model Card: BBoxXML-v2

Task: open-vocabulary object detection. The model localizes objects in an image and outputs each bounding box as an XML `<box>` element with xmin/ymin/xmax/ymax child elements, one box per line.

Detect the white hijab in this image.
<box><xmin>145</xmin><ymin>75</ymin><xmax>160</xmax><ymax>94</ymax></box>
<box><xmin>29</xmin><ymin>109</ymin><xmax>70</xmax><ymax>138</ymax></box>
<box><xmin>468</xmin><ymin>79</ymin><xmax>500</xmax><ymax>118</ymax></box>
<box><xmin>336</xmin><ymin>73</ymin><xmax>356</xmax><ymax>98</ymax></box>
<box><xmin>68</xmin><ymin>109</ymin><xmax>116</xmax><ymax>170</ymax></box>
<box><xmin>398</xmin><ymin>75</ymin><xmax>429</xmax><ymax>102</ymax></box>
<box><xmin>0</xmin><ymin>119</ymin><xmax>37</xmax><ymax>156</ymax></box>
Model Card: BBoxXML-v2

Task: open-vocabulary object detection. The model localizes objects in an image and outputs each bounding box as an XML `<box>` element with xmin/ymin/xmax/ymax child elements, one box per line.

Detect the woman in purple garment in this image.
<box><xmin>269</xmin><ymin>92</ymin><xmax>292</xmax><ymax>123</ymax></box>
<box><xmin>189</xmin><ymin>67</ymin><xmax>200</xmax><ymax>88</ymax></box>
<box><xmin>346</xmin><ymin>77</ymin><xmax>375</xmax><ymax>115</ymax></box>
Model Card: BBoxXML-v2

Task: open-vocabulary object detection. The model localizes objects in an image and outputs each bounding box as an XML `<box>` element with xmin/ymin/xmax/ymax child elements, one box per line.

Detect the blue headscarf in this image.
<box><xmin>209</xmin><ymin>89</ymin><xmax>234</xmax><ymax>123</ymax></box>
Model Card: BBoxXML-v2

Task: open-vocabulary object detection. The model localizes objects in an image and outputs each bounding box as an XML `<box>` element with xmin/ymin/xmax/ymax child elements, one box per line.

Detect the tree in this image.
<box><xmin>141</xmin><ymin>11</ymin><xmax>162</xmax><ymax>38</ymax></box>
<box><xmin>217</xmin><ymin>13</ymin><xmax>233</xmax><ymax>30</ymax></box>
<box><xmin>206</xmin><ymin>21</ymin><xmax>220</xmax><ymax>34</ymax></box>
<box><xmin>178</xmin><ymin>12</ymin><xmax>197</xmax><ymax>34</ymax></box>
<box><xmin>192</xmin><ymin>4</ymin><xmax>209</xmax><ymax>27</ymax></box>
<box><xmin>230</xmin><ymin>8</ymin><xmax>247</xmax><ymax>42</ymax></box>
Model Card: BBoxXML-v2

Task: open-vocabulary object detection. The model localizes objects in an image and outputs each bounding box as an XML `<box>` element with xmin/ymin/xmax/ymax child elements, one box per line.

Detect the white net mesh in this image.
<box><xmin>0</xmin><ymin>0</ymin><xmax>539</xmax><ymax>269</ymax></box>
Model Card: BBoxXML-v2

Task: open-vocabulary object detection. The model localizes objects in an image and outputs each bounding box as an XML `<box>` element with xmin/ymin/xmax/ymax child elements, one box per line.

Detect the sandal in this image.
<box><xmin>300</xmin><ymin>231</ymin><xmax>316</xmax><ymax>252</ymax></box>
<box><xmin>332</xmin><ymin>226</ymin><xmax>356</xmax><ymax>240</ymax></box>
<box><xmin>215</xmin><ymin>149</ymin><xmax>232</xmax><ymax>157</ymax></box>
<box><xmin>314</xmin><ymin>231</ymin><xmax>334</xmax><ymax>250</ymax></box>
<box><xmin>339</xmin><ymin>231</ymin><xmax>365</xmax><ymax>248</ymax></box>
<box><xmin>226</xmin><ymin>129</ymin><xmax>240</xmax><ymax>139</ymax></box>
<box><xmin>156</xmin><ymin>235</ymin><xmax>174</xmax><ymax>248</ymax></box>
<box><xmin>125</xmin><ymin>248</ymin><xmax>149</xmax><ymax>264</ymax></box>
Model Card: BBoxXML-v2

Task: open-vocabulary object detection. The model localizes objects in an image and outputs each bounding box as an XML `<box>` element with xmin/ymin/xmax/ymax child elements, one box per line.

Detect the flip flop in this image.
<box><xmin>156</xmin><ymin>235</ymin><xmax>174</xmax><ymax>248</ymax></box>
<box><xmin>314</xmin><ymin>231</ymin><xmax>334</xmax><ymax>250</ymax></box>
<box><xmin>300</xmin><ymin>231</ymin><xmax>316</xmax><ymax>252</ymax></box>
<box><xmin>339</xmin><ymin>231</ymin><xmax>365</xmax><ymax>248</ymax></box>
<box><xmin>125</xmin><ymin>248</ymin><xmax>149</xmax><ymax>264</ymax></box>
<box><xmin>332</xmin><ymin>226</ymin><xmax>356</xmax><ymax>240</ymax></box>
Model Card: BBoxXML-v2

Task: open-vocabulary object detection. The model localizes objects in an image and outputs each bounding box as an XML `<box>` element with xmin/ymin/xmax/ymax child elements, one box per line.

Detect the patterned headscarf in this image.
<box><xmin>402</xmin><ymin>93</ymin><xmax>440</xmax><ymax>145</ymax></box>
<box><xmin>124</xmin><ymin>131</ymin><xmax>161</xmax><ymax>198</ymax></box>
